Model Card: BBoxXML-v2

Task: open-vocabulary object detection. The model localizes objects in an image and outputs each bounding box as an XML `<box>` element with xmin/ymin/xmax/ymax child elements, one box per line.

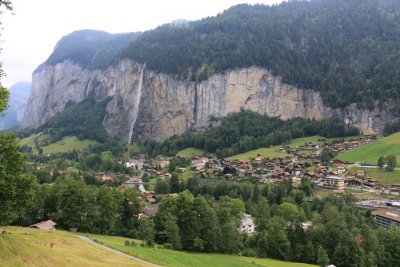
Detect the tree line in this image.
<box><xmin>141</xmin><ymin>110</ymin><xmax>359</xmax><ymax>158</ymax></box>
<box><xmin>4</xmin><ymin>172</ymin><xmax>400</xmax><ymax>267</ymax></box>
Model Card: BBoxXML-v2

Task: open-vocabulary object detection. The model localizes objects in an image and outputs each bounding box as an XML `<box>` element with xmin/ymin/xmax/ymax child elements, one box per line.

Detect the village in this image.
<box><xmin>92</xmin><ymin>134</ymin><xmax>400</xmax><ymax>233</ymax></box>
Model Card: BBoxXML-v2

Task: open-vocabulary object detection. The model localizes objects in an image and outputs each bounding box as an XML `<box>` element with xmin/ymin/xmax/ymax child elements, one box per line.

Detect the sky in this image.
<box><xmin>0</xmin><ymin>0</ymin><xmax>283</xmax><ymax>88</ymax></box>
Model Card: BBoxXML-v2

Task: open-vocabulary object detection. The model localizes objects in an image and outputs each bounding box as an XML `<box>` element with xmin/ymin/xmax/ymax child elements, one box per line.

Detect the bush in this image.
<box><xmin>162</xmin><ymin>243</ymin><xmax>173</xmax><ymax>250</ymax></box>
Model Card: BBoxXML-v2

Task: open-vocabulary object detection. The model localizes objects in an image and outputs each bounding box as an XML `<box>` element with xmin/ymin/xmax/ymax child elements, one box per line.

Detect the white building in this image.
<box><xmin>239</xmin><ymin>213</ymin><xmax>255</xmax><ymax>234</ymax></box>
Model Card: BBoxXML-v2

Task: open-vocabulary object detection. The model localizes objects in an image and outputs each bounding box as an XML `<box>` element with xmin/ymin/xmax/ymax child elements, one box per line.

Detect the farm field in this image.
<box><xmin>19</xmin><ymin>134</ymin><xmax>98</xmax><ymax>154</ymax></box>
<box><xmin>176</xmin><ymin>147</ymin><xmax>206</xmax><ymax>157</ymax></box>
<box><xmin>337</xmin><ymin>132</ymin><xmax>400</xmax><ymax>164</ymax></box>
<box><xmin>347</xmin><ymin>166</ymin><xmax>400</xmax><ymax>186</ymax></box>
<box><xmin>42</xmin><ymin>136</ymin><xmax>98</xmax><ymax>154</ymax></box>
<box><xmin>88</xmin><ymin>233</ymin><xmax>316</xmax><ymax>267</ymax></box>
<box><xmin>0</xmin><ymin>227</ymin><xmax>150</xmax><ymax>267</ymax></box>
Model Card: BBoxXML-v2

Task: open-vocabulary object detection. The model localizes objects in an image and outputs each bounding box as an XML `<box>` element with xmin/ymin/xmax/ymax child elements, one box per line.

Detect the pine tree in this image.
<box><xmin>317</xmin><ymin>246</ymin><xmax>329</xmax><ymax>267</ymax></box>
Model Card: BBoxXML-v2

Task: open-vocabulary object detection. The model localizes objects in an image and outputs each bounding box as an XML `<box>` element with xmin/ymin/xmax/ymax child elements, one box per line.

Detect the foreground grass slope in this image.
<box><xmin>89</xmin><ymin>233</ymin><xmax>316</xmax><ymax>267</ymax></box>
<box><xmin>0</xmin><ymin>227</ymin><xmax>149</xmax><ymax>267</ymax></box>
<box><xmin>337</xmin><ymin>132</ymin><xmax>400</xmax><ymax>164</ymax></box>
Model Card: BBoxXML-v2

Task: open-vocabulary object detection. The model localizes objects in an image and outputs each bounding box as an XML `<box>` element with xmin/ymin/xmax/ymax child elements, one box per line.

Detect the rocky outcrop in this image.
<box><xmin>23</xmin><ymin>60</ymin><xmax>394</xmax><ymax>142</ymax></box>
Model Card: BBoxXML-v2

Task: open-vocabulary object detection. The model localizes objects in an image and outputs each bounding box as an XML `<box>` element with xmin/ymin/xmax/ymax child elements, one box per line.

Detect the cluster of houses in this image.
<box><xmin>120</xmin><ymin>136</ymin><xmax>381</xmax><ymax>195</ymax></box>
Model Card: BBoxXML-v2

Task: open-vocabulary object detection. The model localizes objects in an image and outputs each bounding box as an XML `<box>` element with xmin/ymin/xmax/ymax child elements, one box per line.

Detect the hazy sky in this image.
<box><xmin>0</xmin><ymin>0</ymin><xmax>283</xmax><ymax>87</ymax></box>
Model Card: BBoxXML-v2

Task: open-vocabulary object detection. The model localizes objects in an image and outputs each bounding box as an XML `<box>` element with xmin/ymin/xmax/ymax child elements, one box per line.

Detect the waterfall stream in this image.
<box><xmin>128</xmin><ymin>64</ymin><xmax>145</xmax><ymax>144</ymax></box>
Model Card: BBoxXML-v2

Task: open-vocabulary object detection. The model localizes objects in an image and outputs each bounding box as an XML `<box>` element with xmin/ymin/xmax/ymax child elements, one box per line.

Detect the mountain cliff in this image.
<box><xmin>23</xmin><ymin>60</ymin><xmax>391</xmax><ymax>142</ymax></box>
<box><xmin>0</xmin><ymin>82</ymin><xmax>31</xmax><ymax>129</ymax></box>
<box><xmin>22</xmin><ymin>0</ymin><xmax>400</xmax><ymax>141</ymax></box>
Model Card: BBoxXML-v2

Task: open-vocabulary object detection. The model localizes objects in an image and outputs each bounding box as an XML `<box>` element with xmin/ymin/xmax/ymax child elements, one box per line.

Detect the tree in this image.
<box><xmin>317</xmin><ymin>246</ymin><xmax>330</xmax><ymax>267</ymax></box>
<box><xmin>0</xmin><ymin>133</ymin><xmax>36</xmax><ymax>224</ymax></box>
<box><xmin>257</xmin><ymin>218</ymin><xmax>290</xmax><ymax>260</ymax></box>
<box><xmin>219</xmin><ymin>221</ymin><xmax>242</xmax><ymax>254</ymax></box>
<box><xmin>0</xmin><ymin>0</ymin><xmax>36</xmax><ymax>226</ymax></box>
<box><xmin>155</xmin><ymin>178</ymin><xmax>170</xmax><ymax>194</ymax></box>
<box><xmin>386</xmin><ymin>155</ymin><xmax>397</xmax><ymax>171</ymax></box>
<box><xmin>320</xmin><ymin>147</ymin><xmax>334</xmax><ymax>165</ymax></box>
<box><xmin>169</xmin><ymin>173</ymin><xmax>181</xmax><ymax>193</ymax></box>
<box><xmin>138</xmin><ymin>219</ymin><xmax>155</xmax><ymax>246</ymax></box>
<box><xmin>377</xmin><ymin>156</ymin><xmax>385</xmax><ymax>169</ymax></box>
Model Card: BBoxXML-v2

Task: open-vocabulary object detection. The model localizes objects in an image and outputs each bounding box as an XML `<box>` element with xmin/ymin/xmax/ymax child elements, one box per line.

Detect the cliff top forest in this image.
<box><xmin>39</xmin><ymin>0</ymin><xmax>400</xmax><ymax>112</ymax></box>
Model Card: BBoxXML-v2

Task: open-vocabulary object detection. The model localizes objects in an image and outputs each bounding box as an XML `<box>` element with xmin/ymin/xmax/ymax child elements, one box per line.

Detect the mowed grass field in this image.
<box><xmin>346</xmin><ymin>167</ymin><xmax>400</xmax><ymax>186</ymax></box>
<box><xmin>230</xmin><ymin>136</ymin><xmax>324</xmax><ymax>161</ymax></box>
<box><xmin>176</xmin><ymin>147</ymin><xmax>206</xmax><ymax>157</ymax></box>
<box><xmin>0</xmin><ymin>227</ymin><xmax>150</xmax><ymax>267</ymax></box>
<box><xmin>19</xmin><ymin>133</ymin><xmax>49</xmax><ymax>148</ymax></box>
<box><xmin>337</xmin><ymin>132</ymin><xmax>400</xmax><ymax>164</ymax></box>
<box><xmin>88</xmin><ymin>233</ymin><xmax>316</xmax><ymax>267</ymax></box>
<box><xmin>19</xmin><ymin>134</ymin><xmax>98</xmax><ymax>154</ymax></box>
<box><xmin>42</xmin><ymin>136</ymin><xmax>98</xmax><ymax>154</ymax></box>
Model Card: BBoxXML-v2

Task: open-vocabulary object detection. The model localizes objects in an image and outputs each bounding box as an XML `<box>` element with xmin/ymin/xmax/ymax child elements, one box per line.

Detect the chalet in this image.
<box><xmin>239</xmin><ymin>213</ymin><xmax>255</xmax><ymax>234</ymax></box>
<box><xmin>356</xmin><ymin>170</ymin><xmax>365</xmax><ymax>177</ymax></box>
<box><xmin>332</xmin><ymin>159</ymin><xmax>346</xmax><ymax>168</ymax></box>
<box><xmin>191</xmin><ymin>156</ymin><xmax>209</xmax><ymax>168</ymax></box>
<box><xmin>125</xmin><ymin>159</ymin><xmax>144</xmax><ymax>170</ymax></box>
<box><xmin>390</xmin><ymin>184</ymin><xmax>400</xmax><ymax>194</ymax></box>
<box><xmin>29</xmin><ymin>220</ymin><xmax>57</xmax><ymax>230</ymax></box>
<box><xmin>347</xmin><ymin>178</ymin><xmax>363</xmax><ymax>187</ymax></box>
<box><xmin>139</xmin><ymin>204</ymin><xmax>159</xmax><ymax>219</ymax></box>
<box><xmin>337</xmin><ymin>166</ymin><xmax>346</xmax><ymax>174</ymax></box>
<box><xmin>346</xmin><ymin>172</ymin><xmax>356</xmax><ymax>179</ymax></box>
<box><xmin>155</xmin><ymin>156</ymin><xmax>170</xmax><ymax>168</ymax></box>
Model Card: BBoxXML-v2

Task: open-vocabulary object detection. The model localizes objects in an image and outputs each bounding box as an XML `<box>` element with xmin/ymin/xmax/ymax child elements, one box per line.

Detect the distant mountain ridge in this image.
<box><xmin>23</xmin><ymin>0</ymin><xmax>400</xmax><ymax>141</ymax></box>
<box><xmin>0</xmin><ymin>82</ymin><xmax>31</xmax><ymax>130</ymax></box>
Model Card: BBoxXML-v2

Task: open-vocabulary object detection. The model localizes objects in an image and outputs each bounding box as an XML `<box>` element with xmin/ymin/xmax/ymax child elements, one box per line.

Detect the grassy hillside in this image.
<box><xmin>42</xmin><ymin>136</ymin><xmax>98</xmax><ymax>154</ymax></box>
<box><xmin>19</xmin><ymin>133</ymin><xmax>49</xmax><ymax>148</ymax></box>
<box><xmin>337</xmin><ymin>132</ymin><xmax>400</xmax><ymax>164</ymax></box>
<box><xmin>19</xmin><ymin>134</ymin><xmax>98</xmax><ymax>154</ymax></box>
<box><xmin>0</xmin><ymin>227</ymin><xmax>150</xmax><ymax>267</ymax></box>
<box><xmin>88</xmin><ymin>234</ymin><xmax>316</xmax><ymax>267</ymax></box>
<box><xmin>230</xmin><ymin>136</ymin><xmax>323</xmax><ymax>161</ymax></box>
<box><xmin>176</xmin><ymin>147</ymin><xmax>206</xmax><ymax>157</ymax></box>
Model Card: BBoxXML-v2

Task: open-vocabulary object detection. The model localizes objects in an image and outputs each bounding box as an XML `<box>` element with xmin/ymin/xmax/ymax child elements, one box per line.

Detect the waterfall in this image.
<box><xmin>128</xmin><ymin>64</ymin><xmax>145</xmax><ymax>144</ymax></box>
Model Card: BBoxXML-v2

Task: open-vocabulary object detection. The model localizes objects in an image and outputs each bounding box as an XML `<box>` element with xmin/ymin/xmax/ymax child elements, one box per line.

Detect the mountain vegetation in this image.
<box><xmin>43</xmin><ymin>0</ymin><xmax>400</xmax><ymax>112</ymax></box>
<box><xmin>36</xmin><ymin>92</ymin><xmax>111</xmax><ymax>143</ymax></box>
<box><xmin>141</xmin><ymin>110</ymin><xmax>359</xmax><ymax>158</ymax></box>
<box><xmin>35</xmin><ymin>29</ymin><xmax>140</xmax><ymax>72</ymax></box>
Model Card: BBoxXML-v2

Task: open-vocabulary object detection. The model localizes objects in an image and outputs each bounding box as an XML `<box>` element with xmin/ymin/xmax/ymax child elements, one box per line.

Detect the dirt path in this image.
<box><xmin>77</xmin><ymin>236</ymin><xmax>162</xmax><ymax>266</ymax></box>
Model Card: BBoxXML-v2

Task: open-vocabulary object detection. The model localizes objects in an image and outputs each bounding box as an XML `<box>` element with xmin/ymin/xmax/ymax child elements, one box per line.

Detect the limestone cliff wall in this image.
<box><xmin>23</xmin><ymin>60</ymin><xmax>393</xmax><ymax>142</ymax></box>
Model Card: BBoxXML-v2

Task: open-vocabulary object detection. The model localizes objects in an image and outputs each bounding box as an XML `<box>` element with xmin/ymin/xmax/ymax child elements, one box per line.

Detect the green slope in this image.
<box><xmin>0</xmin><ymin>227</ymin><xmax>151</xmax><ymax>267</ymax></box>
<box><xmin>19</xmin><ymin>134</ymin><xmax>98</xmax><ymax>154</ymax></box>
<box><xmin>88</xmin><ymin>233</ymin><xmax>316</xmax><ymax>267</ymax></box>
<box><xmin>337</xmin><ymin>132</ymin><xmax>400</xmax><ymax>164</ymax></box>
<box><xmin>230</xmin><ymin>136</ymin><xmax>323</xmax><ymax>160</ymax></box>
<box><xmin>176</xmin><ymin>147</ymin><xmax>206</xmax><ymax>157</ymax></box>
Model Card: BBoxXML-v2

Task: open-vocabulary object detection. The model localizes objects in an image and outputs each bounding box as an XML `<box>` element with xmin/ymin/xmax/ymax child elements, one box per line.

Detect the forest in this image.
<box><xmin>33</xmin><ymin>93</ymin><xmax>111</xmax><ymax>143</ymax></box>
<box><xmin>141</xmin><ymin>110</ymin><xmax>359</xmax><ymax>158</ymax></box>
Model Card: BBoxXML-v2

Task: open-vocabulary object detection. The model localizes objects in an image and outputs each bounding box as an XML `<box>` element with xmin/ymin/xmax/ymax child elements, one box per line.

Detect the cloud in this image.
<box><xmin>0</xmin><ymin>0</ymin><xmax>283</xmax><ymax>87</ymax></box>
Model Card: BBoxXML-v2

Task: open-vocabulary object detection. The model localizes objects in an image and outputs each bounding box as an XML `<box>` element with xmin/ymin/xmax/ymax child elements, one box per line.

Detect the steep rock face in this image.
<box><xmin>23</xmin><ymin>60</ymin><xmax>393</xmax><ymax>141</ymax></box>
